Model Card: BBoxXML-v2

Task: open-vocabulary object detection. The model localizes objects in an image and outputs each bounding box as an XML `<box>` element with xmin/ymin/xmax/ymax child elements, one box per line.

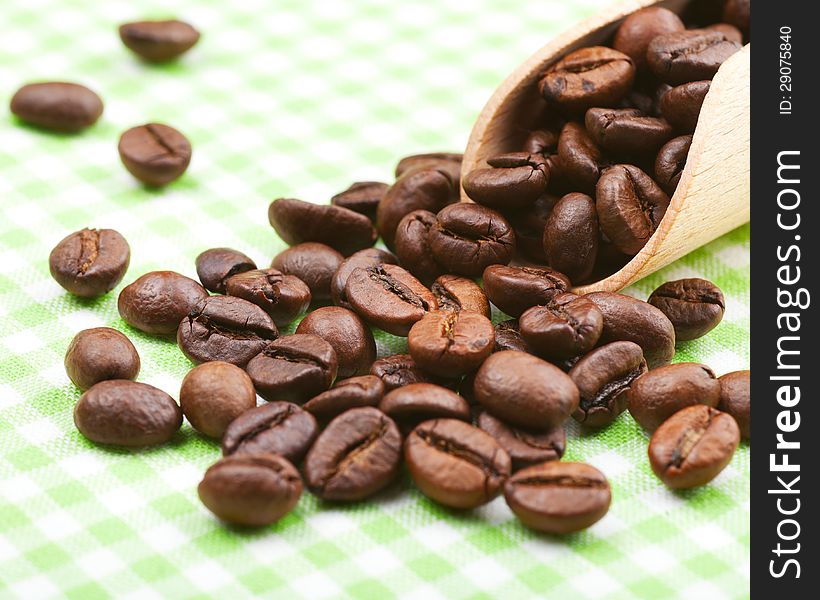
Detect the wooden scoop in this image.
<box><xmin>462</xmin><ymin>0</ymin><xmax>750</xmax><ymax>293</ymax></box>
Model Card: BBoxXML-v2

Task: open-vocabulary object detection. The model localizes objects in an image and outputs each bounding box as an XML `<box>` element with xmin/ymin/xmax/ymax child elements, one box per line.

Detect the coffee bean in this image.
<box><xmin>370</xmin><ymin>354</ymin><xmax>437</xmax><ymax>392</ymax></box>
<box><xmin>430</xmin><ymin>275</ymin><xmax>490</xmax><ymax>318</ymax></box>
<box><xmin>225</xmin><ymin>268</ymin><xmax>311</xmax><ymax>327</ymax></box>
<box><xmin>118</xmin><ymin>123</ymin><xmax>192</xmax><ymax>186</ymax></box>
<box><xmin>198</xmin><ymin>454</ymin><xmax>302</xmax><ymax>526</ymax></box>
<box><xmin>586</xmin><ymin>291</ymin><xmax>676</xmax><ymax>368</ymax></box>
<box><xmin>49</xmin><ymin>228</ymin><xmax>130</xmax><ymax>297</ymax></box>
<box><xmin>408</xmin><ymin>311</ymin><xmax>495</xmax><ymax>377</ymax></box>
<box><xmin>330</xmin><ymin>181</ymin><xmax>388</xmax><ymax>221</ymax></box>
<box><xmin>475</xmin><ymin>351</ymin><xmax>579</xmax><ymax>430</ymax></box>
<box><xmin>222</xmin><ymin>402</ymin><xmax>319</xmax><ymax>463</ymax></box>
<box><xmin>295</xmin><ymin>306</ymin><xmax>376</xmax><ymax>378</ymax></box>
<box><xmin>268</xmin><ymin>198</ymin><xmax>377</xmax><ymax>256</ymax></box>
<box><xmin>648</xmin><ymin>405</ymin><xmax>740</xmax><ymax>489</ymax></box>
<box><xmin>494</xmin><ymin>319</ymin><xmax>531</xmax><ymax>353</ymax></box>
<box><xmin>64</xmin><ymin>328</ymin><xmax>140</xmax><ymax>390</ymax></box>
<box><xmin>379</xmin><ymin>383</ymin><xmax>470</xmax><ymax>425</ymax></box>
<box><xmin>118</xmin><ymin>19</ymin><xmax>200</xmax><ymax>62</ymax></box>
<box><xmin>428</xmin><ymin>203</ymin><xmax>515</xmax><ymax>278</ymax></box>
<box><xmin>612</xmin><ymin>7</ymin><xmax>685</xmax><ymax>70</ymax></box>
<box><xmin>10</xmin><ymin>82</ymin><xmax>103</xmax><ymax>132</ymax></box>
<box><xmin>305</xmin><ymin>407</ymin><xmax>402</xmax><ymax>501</ymax></box>
<box><xmin>118</xmin><ymin>271</ymin><xmax>209</xmax><ymax>335</ymax></box>
<box><xmin>519</xmin><ymin>293</ymin><xmax>603</xmax><ymax>359</ymax></box>
<box><xmin>655</xmin><ymin>135</ymin><xmax>692</xmax><ymax>195</ymax></box>
<box><xmin>303</xmin><ymin>375</ymin><xmax>385</xmax><ymax>421</ymax></box>
<box><xmin>705</xmin><ymin>23</ymin><xmax>744</xmax><ymax>45</ymax></box>
<box><xmin>74</xmin><ymin>380</ymin><xmax>182</xmax><ymax>447</ymax></box>
<box><xmin>539</xmin><ymin>47</ymin><xmax>635</xmax><ymax>113</ymax></box>
<box><xmin>507</xmin><ymin>195</ymin><xmax>557</xmax><ymax>262</ymax></box>
<box><xmin>195</xmin><ymin>247</ymin><xmax>256</xmax><ymax>294</ymax></box>
<box><xmin>585</xmin><ymin>108</ymin><xmax>673</xmax><ymax>156</ymax></box>
<box><xmin>628</xmin><ymin>362</ymin><xmax>720</xmax><ymax>431</ymax></box>
<box><xmin>543</xmin><ymin>193</ymin><xmax>598</xmax><ymax>282</ymax></box>
<box><xmin>717</xmin><ymin>370</ymin><xmax>750</xmax><ymax>440</ymax></box>
<box><xmin>179</xmin><ymin>361</ymin><xmax>256</xmax><ymax>439</ymax></box>
<box><xmin>647</xmin><ymin>30</ymin><xmax>741</xmax><ymax>85</ymax></box>
<box><xmin>463</xmin><ymin>153</ymin><xmax>549</xmax><ymax>209</ymax></box>
<box><xmin>331</xmin><ymin>248</ymin><xmax>398</xmax><ymax>308</ymax></box>
<box><xmin>723</xmin><ymin>0</ymin><xmax>750</xmax><ymax>37</ymax></box>
<box><xmin>376</xmin><ymin>168</ymin><xmax>454</xmax><ymax>249</ymax></box>
<box><xmin>405</xmin><ymin>418</ymin><xmax>511</xmax><ymax>509</ymax></box>
<box><xmin>504</xmin><ymin>462</ymin><xmax>611</xmax><ymax>534</ymax></box>
<box><xmin>177</xmin><ymin>296</ymin><xmax>279</xmax><ymax>366</ymax></box>
<box><xmin>648</xmin><ymin>278</ymin><xmax>725</xmax><ymax>341</ymax></box>
<box><xmin>477</xmin><ymin>411</ymin><xmax>565</xmax><ymax>470</ymax></box>
<box><xmin>659</xmin><ymin>81</ymin><xmax>710</xmax><ymax>133</ymax></box>
<box><xmin>345</xmin><ymin>264</ymin><xmax>436</xmax><ymax>336</ymax></box>
<box><xmin>482</xmin><ymin>265</ymin><xmax>570</xmax><ymax>317</ymax></box>
<box><xmin>271</xmin><ymin>242</ymin><xmax>344</xmax><ymax>302</ymax></box>
<box><xmin>246</xmin><ymin>334</ymin><xmax>337</xmax><ymax>403</ymax></box>
<box><xmin>596</xmin><ymin>164</ymin><xmax>670</xmax><ymax>255</ymax></box>
<box><xmin>557</xmin><ymin>122</ymin><xmax>608</xmax><ymax>193</ymax></box>
<box><xmin>395</xmin><ymin>153</ymin><xmax>462</xmax><ymax>200</ymax></box>
<box><xmin>394</xmin><ymin>210</ymin><xmax>443</xmax><ymax>284</ymax></box>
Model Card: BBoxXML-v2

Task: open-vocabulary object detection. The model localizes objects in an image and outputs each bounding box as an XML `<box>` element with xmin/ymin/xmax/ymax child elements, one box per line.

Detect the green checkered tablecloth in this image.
<box><xmin>0</xmin><ymin>0</ymin><xmax>750</xmax><ymax>598</ymax></box>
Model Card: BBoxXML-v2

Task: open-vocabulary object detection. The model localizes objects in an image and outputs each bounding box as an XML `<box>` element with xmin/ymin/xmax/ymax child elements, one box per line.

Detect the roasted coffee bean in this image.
<box><xmin>118</xmin><ymin>19</ymin><xmax>200</xmax><ymax>62</ymax></box>
<box><xmin>180</xmin><ymin>361</ymin><xmax>257</xmax><ymax>438</ymax></box>
<box><xmin>569</xmin><ymin>341</ymin><xmax>646</xmax><ymax>428</ymax></box>
<box><xmin>394</xmin><ymin>152</ymin><xmax>462</xmax><ymax>200</ymax></box>
<box><xmin>405</xmin><ymin>418</ymin><xmax>511</xmax><ymax>509</ymax></box>
<box><xmin>271</xmin><ymin>242</ymin><xmax>344</xmax><ymax>302</ymax></box>
<box><xmin>477</xmin><ymin>411</ymin><xmax>565</xmax><ymax>470</ymax></box>
<box><xmin>408</xmin><ymin>311</ymin><xmax>494</xmax><ymax>377</ymax></box>
<box><xmin>723</xmin><ymin>0</ymin><xmax>750</xmax><ymax>37</ymax></box>
<box><xmin>648</xmin><ymin>278</ymin><xmax>725</xmax><ymax>341</ymax></box>
<box><xmin>463</xmin><ymin>153</ymin><xmax>549</xmax><ymax>209</ymax></box>
<box><xmin>482</xmin><ymin>265</ymin><xmax>570</xmax><ymax>317</ymax></box>
<box><xmin>65</xmin><ymin>328</ymin><xmax>140</xmax><ymax>390</ymax></box>
<box><xmin>648</xmin><ymin>405</ymin><xmax>740</xmax><ymax>489</ymax></box>
<box><xmin>430</xmin><ymin>275</ymin><xmax>490</xmax><ymax>318</ymax></box>
<box><xmin>222</xmin><ymin>402</ymin><xmax>319</xmax><ymax>463</ymax></box>
<box><xmin>118</xmin><ymin>123</ymin><xmax>192</xmax><ymax>186</ymax></box>
<box><xmin>394</xmin><ymin>210</ymin><xmax>442</xmax><ymax>284</ymax></box>
<box><xmin>74</xmin><ymin>380</ymin><xmax>181</xmax><ymax>447</ymax></box>
<box><xmin>596</xmin><ymin>164</ymin><xmax>670</xmax><ymax>255</ymax></box>
<box><xmin>475</xmin><ymin>351</ymin><xmax>579</xmax><ymax>430</ymax></box>
<box><xmin>557</xmin><ymin>122</ymin><xmax>608</xmax><ymax>193</ymax></box>
<box><xmin>504</xmin><ymin>462</ymin><xmax>611</xmax><ymax>534</ymax></box>
<box><xmin>225</xmin><ymin>268</ymin><xmax>311</xmax><ymax>327</ymax></box>
<box><xmin>268</xmin><ymin>198</ymin><xmax>377</xmax><ymax>256</ymax></box>
<box><xmin>655</xmin><ymin>135</ymin><xmax>692</xmax><ymax>195</ymax></box>
<box><xmin>195</xmin><ymin>247</ymin><xmax>256</xmax><ymax>293</ymax></box>
<box><xmin>585</xmin><ymin>108</ymin><xmax>673</xmax><ymax>156</ymax></box>
<box><xmin>371</xmin><ymin>354</ymin><xmax>438</xmax><ymax>391</ymax></box>
<box><xmin>330</xmin><ymin>181</ymin><xmax>388</xmax><ymax>221</ymax></box>
<box><xmin>303</xmin><ymin>375</ymin><xmax>385</xmax><ymax>421</ymax></box>
<box><xmin>118</xmin><ymin>271</ymin><xmax>209</xmax><ymax>335</ymax></box>
<box><xmin>296</xmin><ymin>306</ymin><xmax>376</xmax><ymax>378</ymax></box>
<box><xmin>705</xmin><ymin>23</ymin><xmax>744</xmax><ymax>45</ymax></box>
<box><xmin>586</xmin><ymin>291</ymin><xmax>676</xmax><ymax>368</ymax></box>
<box><xmin>628</xmin><ymin>362</ymin><xmax>720</xmax><ymax>431</ymax></box>
<box><xmin>717</xmin><ymin>370</ymin><xmax>750</xmax><ymax>440</ymax></box>
<box><xmin>379</xmin><ymin>383</ymin><xmax>470</xmax><ymax>425</ymax></box>
<box><xmin>538</xmin><ymin>47</ymin><xmax>635</xmax><ymax>113</ymax></box>
<box><xmin>612</xmin><ymin>7</ymin><xmax>685</xmax><ymax>70</ymax></box>
<box><xmin>246</xmin><ymin>334</ymin><xmax>337</xmax><ymax>403</ymax></box>
<box><xmin>519</xmin><ymin>293</ymin><xmax>603</xmax><ymax>359</ymax></box>
<box><xmin>10</xmin><ymin>82</ymin><xmax>103</xmax><ymax>132</ymax></box>
<box><xmin>198</xmin><ymin>454</ymin><xmax>302</xmax><ymax>526</ymax></box>
<box><xmin>331</xmin><ymin>248</ymin><xmax>399</xmax><ymax>308</ymax></box>
<box><xmin>659</xmin><ymin>81</ymin><xmax>710</xmax><ymax>133</ymax></box>
<box><xmin>647</xmin><ymin>30</ymin><xmax>741</xmax><ymax>85</ymax></box>
<box><xmin>305</xmin><ymin>407</ymin><xmax>402</xmax><ymax>501</ymax></box>
<box><xmin>177</xmin><ymin>296</ymin><xmax>278</xmax><ymax>366</ymax></box>
<box><xmin>345</xmin><ymin>264</ymin><xmax>436</xmax><ymax>336</ymax></box>
<box><xmin>377</xmin><ymin>168</ymin><xmax>454</xmax><ymax>249</ymax></box>
<box><xmin>428</xmin><ymin>203</ymin><xmax>515</xmax><ymax>278</ymax></box>
<box><xmin>494</xmin><ymin>319</ymin><xmax>531</xmax><ymax>353</ymax></box>
<box><xmin>49</xmin><ymin>228</ymin><xmax>130</xmax><ymax>297</ymax></box>
<box><xmin>543</xmin><ymin>193</ymin><xmax>598</xmax><ymax>282</ymax></box>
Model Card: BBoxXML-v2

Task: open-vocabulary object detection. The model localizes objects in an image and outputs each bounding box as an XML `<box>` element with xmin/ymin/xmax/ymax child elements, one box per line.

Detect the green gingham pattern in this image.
<box><xmin>0</xmin><ymin>0</ymin><xmax>750</xmax><ymax>597</ymax></box>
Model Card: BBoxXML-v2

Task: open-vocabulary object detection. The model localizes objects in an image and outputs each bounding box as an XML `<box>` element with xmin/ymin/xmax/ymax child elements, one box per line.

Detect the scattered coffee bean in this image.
<box><xmin>477</xmin><ymin>411</ymin><xmax>565</xmax><ymax>470</ymax></box>
<box><xmin>225</xmin><ymin>268</ymin><xmax>311</xmax><ymax>327</ymax></box>
<box><xmin>659</xmin><ymin>80</ymin><xmax>711</xmax><ymax>133</ymax></box>
<box><xmin>179</xmin><ymin>361</ymin><xmax>256</xmax><ymax>439</ymax></box>
<box><xmin>395</xmin><ymin>153</ymin><xmax>462</xmax><ymax>199</ymax></box>
<box><xmin>330</xmin><ymin>181</ymin><xmax>388</xmax><ymax>221</ymax></box>
<box><xmin>303</xmin><ymin>375</ymin><xmax>385</xmax><ymax>422</ymax></box>
<box><xmin>463</xmin><ymin>153</ymin><xmax>549</xmax><ymax>209</ymax></box>
<box><xmin>648</xmin><ymin>278</ymin><xmax>725</xmax><ymax>341</ymax></box>
<box><xmin>118</xmin><ymin>19</ymin><xmax>200</xmax><ymax>62</ymax></box>
<box><xmin>271</xmin><ymin>242</ymin><xmax>344</xmax><ymax>302</ymax></box>
<box><xmin>222</xmin><ymin>402</ymin><xmax>319</xmax><ymax>463</ymax></box>
<box><xmin>612</xmin><ymin>7</ymin><xmax>685</xmax><ymax>70</ymax></box>
<box><xmin>379</xmin><ymin>383</ymin><xmax>470</xmax><ymax>425</ymax></box>
<box><xmin>408</xmin><ymin>310</ymin><xmax>494</xmax><ymax>377</ymax></box>
<box><xmin>430</xmin><ymin>275</ymin><xmax>490</xmax><ymax>318</ymax></box>
<box><xmin>74</xmin><ymin>380</ymin><xmax>182</xmax><ymax>447</ymax></box>
<box><xmin>394</xmin><ymin>209</ymin><xmax>443</xmax><ymax>284</ymax></box>
<box><xmin>118</xmin><ymin>271</ymin><xmax>209</xmax><ymax>335</ymax></box>
<box><xmin>557</xmin><ymin>122</ymin><xmax>608</xmax><ymax>193</ymax></box>
<box><xmin>195</xmin><ymin>248</ymin><xmax>256</xmax><ymax>294</ymax></box>
<box><xmin>543</xmin><ymin>193</ymin><xmax>598</xmax><ymax>282</ymax></box>
<box><xmin>64</xmin><ymin>327</ymin><xmax>140</xmax><ymax>390</ymax></box>
<box><xmin>49</xmin><ymin>228</ymin><xmax>130</xmax><ymax>297</ymax></box>
<box><xmin>331</xmin><ymin>248</ymin><xmax>399</xmax><ymax>308</ymax></box>
<box><xmin>585</xmin><ymin>108</ymin><xmax>673</xmax><ymax>156</ymax></box>
<box><xmin>10</xmin><ymin>82</ymin><xmax>103</xmax><ymax>132</ymax></box>
<box><xmin>295</xmin><ymin>306</ymin><xmax>376</xmax><ymax>378</ymax></box>
<box><xmin>494</xmin><ymin>319</ymin><xmax>531</xmax><ymax>353</ymax></box>
<box><xmin>647</xmin><ymin>29</ymin><xmax>741</xmax><ymax>85</ymax></box>
<box><xmin>482</xmin><ymin>265</ymin><xmax>570</xmax><ymax>317</ymax></box>
<box><xmin>370</xmin><ymin>354</ymin><xmax>437</xmax><ymax>392</ymax></box>
<box><xmin>648</xmin><ymin>405</ymin><xmax>739</xmax><ymax>489</ymax></box>
<box><xmin>118</xmin><ymin>123</ymin><xmax>192</xmax><ymax>186</ymax></box>
<box><xmin>655</xmin><ymin>135</ymin><xmax>692</xmax><ymax>195</ymax></box>
<box><xmin>717</xmin><ymin>370</ymin><xmax>750</xmax><ymax>440</ymax></box>
<box><xmin>519</xmin><ymin>293</ymin><xmax>603</xmax><ymax>359</ymax></box>
<box><xmin>405</xmin><ymin>418</ymin><xmax>511</xmax><ymax>509</ymax></box>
